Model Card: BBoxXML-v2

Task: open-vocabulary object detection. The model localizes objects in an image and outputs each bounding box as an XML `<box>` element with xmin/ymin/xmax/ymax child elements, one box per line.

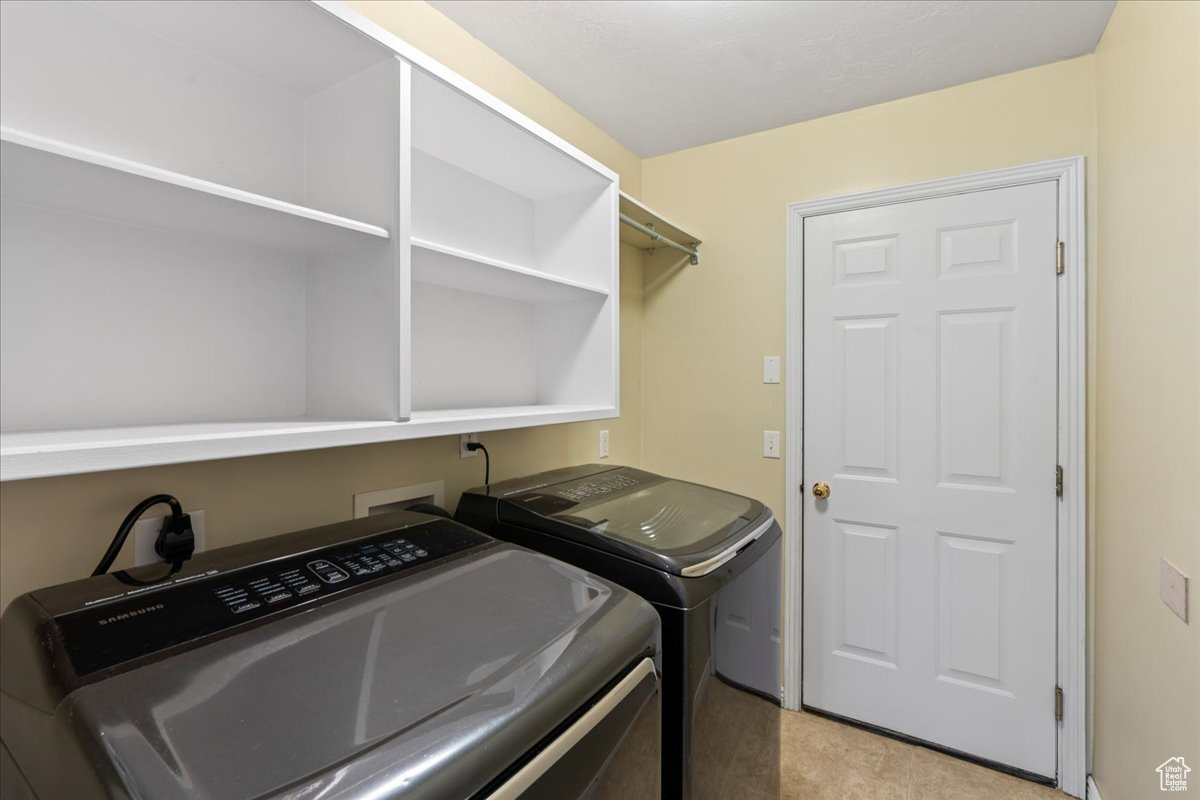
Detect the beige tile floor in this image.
<box><xmin>781</xmin><ymin>709</ymin><xmax>1069</xmax><ymax>800</ymax></box>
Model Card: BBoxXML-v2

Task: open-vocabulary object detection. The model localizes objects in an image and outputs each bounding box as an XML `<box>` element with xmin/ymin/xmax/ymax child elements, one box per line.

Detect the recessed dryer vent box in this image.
<box><xmin>354</xmin><ymin>481</ymin><xmax>446</xmax><ymax>519</ymax></box>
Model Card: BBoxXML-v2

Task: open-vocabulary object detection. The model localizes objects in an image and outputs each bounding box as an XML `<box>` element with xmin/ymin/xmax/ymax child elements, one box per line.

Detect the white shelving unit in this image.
<box><xmin>0</xmin><ymin>0</ymin><xmax>619</xmax><ymax>480</ymax></box>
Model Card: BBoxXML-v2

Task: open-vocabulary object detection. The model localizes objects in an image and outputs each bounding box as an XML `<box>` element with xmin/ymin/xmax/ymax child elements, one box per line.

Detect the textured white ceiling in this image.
<box><xmin>428</xmin><ymin>0</ymin><xmax>1115</xmax><ymax>157</ymax></box>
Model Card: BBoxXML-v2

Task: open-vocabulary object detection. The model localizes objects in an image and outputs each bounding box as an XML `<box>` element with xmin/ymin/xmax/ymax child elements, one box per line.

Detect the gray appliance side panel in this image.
<box><xmin>61</xmin><ymin>548</ymin><xmax>658</xmax><ymax>800</ymax></box>
<box><xmin>711</xmin><ymin>534</ymin><xmax>783</xmax><ymax>701</ymax></box>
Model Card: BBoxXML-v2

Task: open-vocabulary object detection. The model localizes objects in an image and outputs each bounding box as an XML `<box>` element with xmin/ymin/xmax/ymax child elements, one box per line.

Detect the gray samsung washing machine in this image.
<box><xmin>0</xmin><ymin>512</ymin><xmax>660</xmax><ymax>800</ymax></box>
<box><xmin>456</xmin><ymin>465</ymin><xmax>782</xmax><ymax>800</ymax></box>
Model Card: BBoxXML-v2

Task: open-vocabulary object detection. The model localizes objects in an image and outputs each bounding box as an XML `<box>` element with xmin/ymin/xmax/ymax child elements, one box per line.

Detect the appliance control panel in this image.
<box><xmin>557</xmin><ymin>473</ymin><xmax>640</xmax><ymax>503</ymax></box>
<box><xmin>511</xmin><ymin>469</ymin><xmax>651</xmax><ymax>516</ymax></box>
<box><xmin>55</xmin><ymin>521</ymin><xmax>489</xmax><ymax>678</ymax></box>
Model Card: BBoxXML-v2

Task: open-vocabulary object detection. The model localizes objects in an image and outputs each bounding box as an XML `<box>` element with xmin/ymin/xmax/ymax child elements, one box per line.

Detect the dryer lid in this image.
<box><xmin>490</xmin><ymin>466</ymin><xmax>770</xmax><ymax>575</ymax></box>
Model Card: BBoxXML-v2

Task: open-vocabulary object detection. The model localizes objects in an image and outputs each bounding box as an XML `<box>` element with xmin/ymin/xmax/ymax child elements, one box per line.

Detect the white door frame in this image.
<box><xmin>783</xmin><ymin>157</ymin><xmax>1086</xmax><ymax>797</ymax></box>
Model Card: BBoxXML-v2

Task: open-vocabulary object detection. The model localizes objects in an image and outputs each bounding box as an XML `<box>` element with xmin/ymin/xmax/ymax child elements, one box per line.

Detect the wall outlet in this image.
<box><xmin>599</xmin><ymin>429</ymin><xmax>610</xmax><ymax>458</ymax></box>
<box><xmin>460</xmin><ymin>433</ymin><xmax>480</xmax><ymax>458</ymax></box>
<box><xmin>763</xmin><ymin>356</ymin><xmax>781</xmax><ymax>384</ymax></box>
<box><xmin>134</xmin><ymin>509</ymin><xmax>205</xmax><ymax>567</ymax></box>
<box><xmin>763</xmin><ymin>431</ymin><xmax>781</xmax><ymax>459</ymax></box>
<box><xmin>1161</xmin><ymin>558</ymin><xmax>1190</xmax><ymax>622</ymax></box>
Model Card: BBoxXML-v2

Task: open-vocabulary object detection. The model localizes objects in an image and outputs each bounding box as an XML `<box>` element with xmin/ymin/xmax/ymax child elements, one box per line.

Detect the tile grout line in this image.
<box><xmin>904</xmin><ymin>746</ymin><xmax>916</xmax><ymax>800</ymax></box>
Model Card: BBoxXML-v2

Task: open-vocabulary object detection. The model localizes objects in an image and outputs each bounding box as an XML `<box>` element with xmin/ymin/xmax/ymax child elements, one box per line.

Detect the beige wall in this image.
<box><xmin>1092</xmin><ymin>3</ymin><xmax>1200</xmax><ymax>799</ymax></box>
<box><xmin>639</xmin><ymin>55</ymin><xmax>1098</xmax><ymax>524</ymax></box>
<box><xmin>0</xmin><ymin>1</ymin><xmax>645</xmax><ymax>610</ymax></box>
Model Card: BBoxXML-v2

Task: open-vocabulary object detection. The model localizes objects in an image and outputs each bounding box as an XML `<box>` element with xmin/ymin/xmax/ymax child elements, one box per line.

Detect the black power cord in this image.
<box><xmin>466</xmin><ymin>441</ymin><xmax>490</xmax><ymax>486</ymax></box>
<box><xmin>92</xmin><ymin>494</ymin><xmax>195</xmax><ymax>577</ymax></box>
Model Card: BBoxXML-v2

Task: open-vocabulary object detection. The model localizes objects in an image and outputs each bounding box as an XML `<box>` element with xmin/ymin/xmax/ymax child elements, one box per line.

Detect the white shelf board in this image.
<box><xmin>0</xmin><ymin>404</ymin><xmax>617</xmax><ymax>480</ymax></box>
<box><xmin>411</xmin><ymin>237</ymin><xmax>609</xmax><ymax>303</ymax></box>
<box><xmin>618</xmin><ymin>191</ymin><xmax>701</xmax><ymax>251</ymax></box>
<box><xmin>314</xmin><ymin>1</ymin><xmax>618</xmax><ymax>189</ymax></box>
<box><xmin>0</xmin><ymin>128</ymin><xmax>389</xmax><ymax>254</ymax></box>
<box><xmin>90</xmin><ymin>0</ymin><xmax>395</xmax><ymax>97</ymax></box>
<box><xmin>408</xmin><ymin>404</ymin><xmax>614</xmax><ymax>423</ymax></box>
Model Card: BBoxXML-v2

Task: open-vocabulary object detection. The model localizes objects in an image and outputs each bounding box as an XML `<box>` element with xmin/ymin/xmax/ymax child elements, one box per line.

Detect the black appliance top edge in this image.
<box><xmin>2</xmin><ymin>512</ymin><xmax>494</xmax><ymax>705</ymax></box>
<box><xmin>26</xmin><ymin>510</ymin><xmax>443</xmax><ymax>617</ymax></box>
<box><xmin>459</xmin><ymin>465</ymin><xmax>772</xmax><ymax>576</ymax></box>
<box><xmin>466</xmin><ymin>463</ymin><xmax>622</xmax><ymax>499</ymax></box>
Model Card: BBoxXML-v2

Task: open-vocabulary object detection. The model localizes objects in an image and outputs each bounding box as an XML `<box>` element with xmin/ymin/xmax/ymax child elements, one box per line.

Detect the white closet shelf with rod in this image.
<box><xmin>618</xmin><ymin>191</ymin><xmax>701</xmax><ymax>265</ymax></box>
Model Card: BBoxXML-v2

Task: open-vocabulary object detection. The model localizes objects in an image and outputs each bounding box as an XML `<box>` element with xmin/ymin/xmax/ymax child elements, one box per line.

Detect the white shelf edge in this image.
<box><xmin>310</xmin><ymin>0</ymin><xmax>618</xmax><ymax>188</ymax></box>
<box><xmin>0</xmin><ymin>126</ymin><xmax>390</xmax><ymax>241</ymax></box>
<box><xmin>408</xmin><ymin>404</ymin><xmax>613</xmax><ymax>422</ymax></box>
<box><xmin>0</xmin><ymin>405</ymin><xmax>618</xmax><ymax>481</ymax></box>
<box><xmin>411</xmin><ymin>236</ymin><xmax>610</xmax><ymax>298</ymax></box>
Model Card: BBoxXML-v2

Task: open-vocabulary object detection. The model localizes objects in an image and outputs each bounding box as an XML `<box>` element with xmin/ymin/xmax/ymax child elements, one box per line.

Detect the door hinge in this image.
<box><xmin>1056</xmin><ymin>241</ymin><xmax>1065</xmax><ymax>275</ymax></box>
<box><xmin>1055</xmin><ymin>465</ymin><xmax>1064</xmax><ymax>497</ymax></box>
<box><xmin>1055</xmin><ymin>686</ymin><xmax>1064</xmax><ymax>721</ymax></box>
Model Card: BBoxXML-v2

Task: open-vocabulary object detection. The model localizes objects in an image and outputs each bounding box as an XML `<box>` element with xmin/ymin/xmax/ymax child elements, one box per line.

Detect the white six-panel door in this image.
<box><xmin>802</xmin><ymin>181</ymin><xmax>1059</xmax><ymax>777</ymax></box>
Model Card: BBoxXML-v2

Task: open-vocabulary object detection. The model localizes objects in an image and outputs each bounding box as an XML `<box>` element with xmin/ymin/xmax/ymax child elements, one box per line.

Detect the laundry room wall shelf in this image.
<box><xmin>0</xmin><ymin>0</ymin><xmax>619</xmax><ymax>480</ymax></box>
<box><xmin>618</xmin><ymin>192</ymin><xmax>701</xmax><ymax>266</ymax></box>
<box><xmin>0</xmin><ymin>128</ymin><xmax>391</xmax><ymax>254</ymax></box>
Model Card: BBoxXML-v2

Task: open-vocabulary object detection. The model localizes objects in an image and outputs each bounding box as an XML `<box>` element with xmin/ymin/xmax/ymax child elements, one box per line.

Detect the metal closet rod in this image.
<box><xmin>619</xmin><ymin>213</ymin><xmax>700</xmax><ymax>265</ymax></box>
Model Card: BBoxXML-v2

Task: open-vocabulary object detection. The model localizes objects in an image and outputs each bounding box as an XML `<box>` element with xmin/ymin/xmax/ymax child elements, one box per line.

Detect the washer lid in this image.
<box><xmin>492</xmin><ymin>466</ymin><xmax>770</xmax><ymax>576</ymax></box>
<box><xmin>55</xmin><ymin>546</ymin><xmax>658</xmax><ymax>800</ymax></box>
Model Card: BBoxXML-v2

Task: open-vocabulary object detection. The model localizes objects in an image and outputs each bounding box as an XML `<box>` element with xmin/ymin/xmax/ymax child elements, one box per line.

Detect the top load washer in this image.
<box><xmin>0</xmin><ymin>512</ymin><xmax>660</xmax><ymax>800</ymax></box>
<box><xmin>456</xmin><ymin>464</ymin><xmax>781</xmax><ymax>800</ymax></box>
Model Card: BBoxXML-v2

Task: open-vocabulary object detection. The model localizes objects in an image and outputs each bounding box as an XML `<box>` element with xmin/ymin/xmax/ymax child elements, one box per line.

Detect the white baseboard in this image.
<box><xmin>1087</xmin><ymin>776</ymin><xmax>1102</xmax><ymax>800</ymax></box>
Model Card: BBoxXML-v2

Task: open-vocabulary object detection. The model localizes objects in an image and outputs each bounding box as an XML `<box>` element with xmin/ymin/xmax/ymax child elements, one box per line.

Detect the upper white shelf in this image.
<box><xmin>411</xmin><ymin>238</ymin><xmax>609</xmax><ymax>303</ymax></box>
<box><xmin>0</xmin><ymin>404</ymin><xmax>617</xmax><ymax>480</ymax></box>
<box><xmin>0</xmin><ymin>128</ymin><xmax>389</xmax><ymax>255</ymax></box>
<box><xmin>618</xmin><ymin>191</ymin><xmax>701</xmax><ymax>263</ymax></box>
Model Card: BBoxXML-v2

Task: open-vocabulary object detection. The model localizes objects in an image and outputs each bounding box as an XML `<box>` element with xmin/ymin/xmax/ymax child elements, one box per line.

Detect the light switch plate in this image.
<box><xmin>763</xmin><ymin>431</ymin><xmax>781</xmax><ymax>459</ymax></box>
<box><xmin>763</xmin><ymin>356</ymin><xmax>781</xmax><ymax>384</ymax></box>
<box><xmin>134</xmin><ymin>509</ymin><xmax>205</xmax><ymax>567</ymax></box>
<box><xmin>1161</xmin><ymin>558</ymin><xmax>1189</xmax><ymax>622</ymax></box>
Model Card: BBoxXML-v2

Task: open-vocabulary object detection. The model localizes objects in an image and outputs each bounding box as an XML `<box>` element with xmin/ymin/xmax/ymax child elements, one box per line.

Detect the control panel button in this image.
<box><xmin>308</xmin><ymin>560</ymin><xmax>349</xmax><ymax>584</ymax></box>
<box><xmin>559</xmin><ymin>474</ymin><xmax>638</xmax><ymax>502</ymax></box>
<box><xmin>279</xmin><ymin>569</ymin><xmax>321</xmax><ymax>596</ymax></box>
<box><xmin>230</xmin><ymin>600</ymin><xmax>262</xmax><ymax>614</ymax></box>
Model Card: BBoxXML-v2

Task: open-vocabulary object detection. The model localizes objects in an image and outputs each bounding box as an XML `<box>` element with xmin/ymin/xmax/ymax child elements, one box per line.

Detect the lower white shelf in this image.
<box><xmin>411</xmin><ymin>238</ymin><xmax>608</xmax><ymax>302</ymax></box>
<box><xmin>0</xmin><ymin>404</ymin><xmax>617</xmax><ymax>480</ymax></box>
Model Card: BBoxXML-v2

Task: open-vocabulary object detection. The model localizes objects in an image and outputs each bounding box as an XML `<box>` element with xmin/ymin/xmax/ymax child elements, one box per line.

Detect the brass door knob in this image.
<box><xmin>812</xmin><ymin>481</ymin><xmax>831</xmax><ymax>499</ymax></box>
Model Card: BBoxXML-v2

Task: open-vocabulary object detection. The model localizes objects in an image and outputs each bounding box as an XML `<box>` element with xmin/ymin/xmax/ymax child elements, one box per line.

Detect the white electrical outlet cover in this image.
<box><xmin>460</xmin><ymin>433</ymin><xmax>479</xmax><ymax>458</ymax></box>
<box><xmin>134</xmin><ymin>509</ymin><xmax>205</xmax><ymax>567</ymax></box>
<box><xmin>1161</xmin><ymin>558</ymin><xmax>1190</xmax><ymax>622</ymax></box>
<box><xmin>599</xmin><ymin>429</ymin><xmax>610</xmax><ymax>458</ymax></box>
<box><xmin>763</xmin><ymin>356</ymin><xmax>781</xmax><ymax>384</ymax></box>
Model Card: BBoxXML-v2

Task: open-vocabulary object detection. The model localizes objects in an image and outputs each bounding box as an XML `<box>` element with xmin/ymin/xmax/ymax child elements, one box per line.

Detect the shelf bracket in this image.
<box><xmin>619</xmin><ymin>213</ymin><xmax>700</xmax><ymax>265</ymax></box>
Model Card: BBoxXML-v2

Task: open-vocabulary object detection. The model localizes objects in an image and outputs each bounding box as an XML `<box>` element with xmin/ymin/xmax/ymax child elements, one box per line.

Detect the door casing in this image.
<box><xmin>782</xmin><ymin>157</ymin><xmax>1087</xmax><ymax>798</ymax></box>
